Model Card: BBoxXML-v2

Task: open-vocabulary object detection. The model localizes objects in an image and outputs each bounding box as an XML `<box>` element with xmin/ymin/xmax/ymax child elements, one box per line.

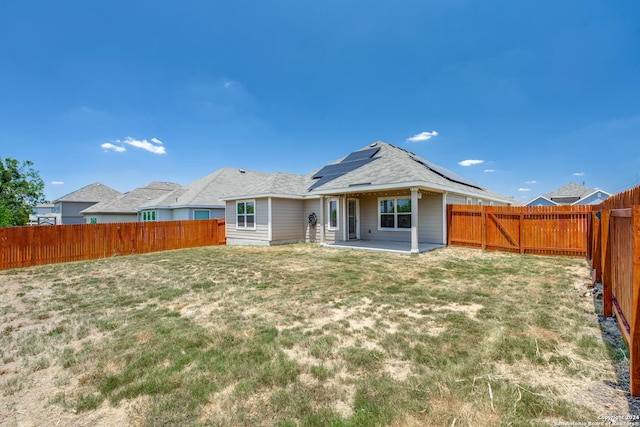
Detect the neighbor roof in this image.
<box><xmin>140</xmin><ymin>168</ymin><xmax>274</xmax><ymax>209</ymax></box>
<box><xmin>82</xmin><ymin>182</ymin><xmax>181</xmax><ymax>214</ymax></box>
<box><xmin>54</xmin><ymin>182</ymin><xmax>122</xmax><ymax>203</ymax></box>
<box><xmin>544</xmin><ymin>183</ymin><xmax>600</xmax><ymax>200</ymax></box>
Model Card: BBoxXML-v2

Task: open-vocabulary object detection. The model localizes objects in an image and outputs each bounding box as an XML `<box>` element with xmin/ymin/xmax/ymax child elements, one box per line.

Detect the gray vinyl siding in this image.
<box><xmin>170</xmin><ymin>208</ymin><xmax>190</xmax><ymax>221</ymax></box>
<box><xmin>419</xmin><ymin>193</ymin><xmax>444</xmax><ymax>243</ymax></box>
<box><xmin>445</xmin><ymin>194</ymin><xmax>467</xmax><ymax>205</ymax></box>
<box><xmin>84</xmin><ymin>213</ymin><xmax>137</xmax><ymax>223</ymax></box>
<box><xmin>60</xmin><ymin>201</ymin><xmax>96</xmax><ymax>224</ymax></box>
<box><xmin>304</xmin><ymin>198</ymin><xmax>322</xmax><ymax>243</ymax></box>
<box><xmin>358</xmin><ymin>192</ymin><xmax>444</xmax><ymax>244</ymax></box>
<box><xmin>225</xmin><ymin>199</ymin><xmax>269</xmax><ymax>245</ymax></box>
<box><xmin>271</xmin><ymin>198</ymin><xmax>305</xmax><ymax>243</ymax></box>
<box><xmin>156</xmin><ymin>209</ymin><xmax>174</xmax><ymax>221</ymax></box>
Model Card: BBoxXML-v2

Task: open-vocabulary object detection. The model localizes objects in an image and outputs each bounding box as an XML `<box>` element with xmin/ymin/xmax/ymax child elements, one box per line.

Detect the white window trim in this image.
<box><xmin>327</xmin><ymin>197</ymin><xmax>339</xmax><ymax>231</ymax></box>
<box><xmin>141</xmin><ymin>210</ymin><xmax>157</xmax><ymax>222</ymax></box>
<box><xmin>466</xmin><ymin>197</ymin><xmax>473</xmax><ymax>205</ymax></box>
<box><xmin>236</xmin><ymin>200</ymin><xmax>256</xmax><ymax>230</ymax></box>
<box><xmin>477</xmin><ymin>199</ymin><xmax>483</xmax><ymax>205</ymax></box>
<box><xmin>377</xmin><ymin>197</ymin><xmax>412</xmax><ymax>231</ymax></box>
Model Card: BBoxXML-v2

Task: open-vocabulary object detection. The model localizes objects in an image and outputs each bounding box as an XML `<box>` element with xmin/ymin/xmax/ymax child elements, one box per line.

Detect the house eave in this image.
<box><xmin>309</xmin><ymin>181</ymin><xmax>512</xmax><ymax>204</ymax></box>
<box><xmin>219</xmin><ymin>193</ymin><xmax>318</xmax><ymax>201</ymax></box>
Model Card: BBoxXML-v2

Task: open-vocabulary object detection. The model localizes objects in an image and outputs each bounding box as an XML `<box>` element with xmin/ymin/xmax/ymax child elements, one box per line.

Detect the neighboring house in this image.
<box><xmin>81</xmin><ymin>182</ymin><xmax>181</xmax><ymax>223</ymax></box>
<box><xmin>526</xmin><ymin>183</ymin><xmax>611</xmax><ymax>207</ymax></box>
<box><xmin>49</xmin><ymin>183</ymin><xmax>122</xmax><ymax>225</ymax></box>
<box><xmin>221</xmin><ymin>141</ymin><xmax>515</xmax><ymax>252</ymax></box>
<box><xmin>29</xmin><ymin>203</ymin><xmax>56</xmax><ymax>225</ymax></box>
<box><xmin>137</xmin><ymin>168</ymin><xmax>271</xmax><ymax>221</ymax></box>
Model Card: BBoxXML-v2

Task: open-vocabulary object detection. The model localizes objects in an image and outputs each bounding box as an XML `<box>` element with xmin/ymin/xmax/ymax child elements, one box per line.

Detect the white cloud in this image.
<box><xmin>407</xmin><ymin>131</ymin><xmax>439</xmax><ymax>142</ymax></box>
<box><xmin>573</xmin><ymin>172</ymin><xmax>585</xmax><ymax>177</ymax></box>
<box><xmin>518</xmin><ymin>188</ymin><xmax>531</xmax><ymax>192</ymax></box>
<box><xmin>458</xmin><ymin>159</ymin><xmax>484</xmax><ymax>167</ymax></box>
<box><xmin>51</xmin><ymin>181</ymin><xmax>64</xmax><ymax>185</ymax></box>
<box><xmin>101</xmin><ymin>137</ymin><xmax>167</xmax><ymax>155</ymax></box>
<box><xmin>101</xmin><ymin>142</ymin><xmax>127</xmax><ymax>152</ymax></box>
<box><xmin>484</xmin><ymin>169</ymin><xmax>495</xmax><ymax>173</ymax></box>
<box><xmin>123</xmin><ymin>137</ymin><xmax>166</xmax><ymax>155</ymax></box>
<box><xmin>525</xmin><ymin>180</ymin><xmax>537</xmax><ymax>184</ymax></box>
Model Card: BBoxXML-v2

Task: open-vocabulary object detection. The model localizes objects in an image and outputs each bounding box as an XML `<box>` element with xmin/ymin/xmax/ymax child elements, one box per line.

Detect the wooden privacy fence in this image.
<box><xmin>447</xmin><ymin>205</ymin><xmax>593</xmax><ymax>257</ymax></box>
<box><xmin>0</xmin><ymin>219</ymin><xmax>226</xmax><ymax>271</ymax></box>
<box><xmin>589</xmin><ymin>185</ymin><xmax>640</xmax><ymax>396</ymax></box>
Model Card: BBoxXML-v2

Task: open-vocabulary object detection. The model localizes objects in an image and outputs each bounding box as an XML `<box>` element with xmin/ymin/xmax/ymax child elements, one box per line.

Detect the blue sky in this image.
<box><xmin>2</xmin><ymin>1</ymin><xmax>639</xmax><ymax>204</ymax></box>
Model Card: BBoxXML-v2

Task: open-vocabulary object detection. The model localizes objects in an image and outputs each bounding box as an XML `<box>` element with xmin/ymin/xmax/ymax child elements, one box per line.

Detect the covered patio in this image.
<box><xmin>322</xmin><ymin>240</ymin><xmax>445</xmax><ymax>254</ymax></box>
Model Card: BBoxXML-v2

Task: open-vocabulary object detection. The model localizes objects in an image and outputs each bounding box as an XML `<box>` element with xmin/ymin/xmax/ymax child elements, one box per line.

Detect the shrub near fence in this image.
<box><xmin>588</xmin><ymin>185</ymin><xmax>640</xmax><ymax>396</ymax></box>
<box><xmin>0</xmin><ymin>219</ymin><xmax>226</xmax><ymax>271</ymax></box>
<box><xmin>447</xmin><ymin>205</ymin><xmax>593</xmax><ymax>257</ymax></box>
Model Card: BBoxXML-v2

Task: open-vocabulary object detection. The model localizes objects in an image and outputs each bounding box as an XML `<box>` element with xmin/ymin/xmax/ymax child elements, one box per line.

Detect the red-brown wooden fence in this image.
<box><xmin>447</xmin><ymin>205</ymin><xmax>593</xmax><ymax>257</ymax></box>
<box><xmin>588</xmin><ymin>185</ymin><xmax>640</xmax><ymax>396</ymax></box>
<box><xmin>0</xmin><ymin>219</ymin><xmax>226</xmax><ymax>271</ymax></box>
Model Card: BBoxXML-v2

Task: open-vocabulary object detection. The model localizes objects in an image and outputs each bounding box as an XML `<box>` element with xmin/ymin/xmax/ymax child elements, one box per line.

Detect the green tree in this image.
<box><xmin>0</xmin><ymin>158</ymin><xmax>46</xmax><ymax>227</ymax></box>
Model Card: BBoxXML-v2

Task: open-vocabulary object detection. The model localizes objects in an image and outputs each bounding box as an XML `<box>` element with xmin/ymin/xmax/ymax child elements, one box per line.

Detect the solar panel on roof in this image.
<box><xmin>342</xmin><ymin>147</ymin><xmax>380</xmax><ymax>163</ymax></box>
<box><xmin>410</xmin><ymin>156</ymin><xmax>483</xmax><ymax>190</ymax></box>
<box><xmin>309</xmin><ymin>151</ymin><xmax>380</xmax><ymax>190</ymax></box>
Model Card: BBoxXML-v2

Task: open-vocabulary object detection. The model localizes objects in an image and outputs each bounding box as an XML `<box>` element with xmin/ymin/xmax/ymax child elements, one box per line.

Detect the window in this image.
<box><xmin>466</xmin><ymin>197</ymin><xmax>473</xmax><ymax>205</ymax></box>
<box><xmin>90</xmin><ymin>217</ymin><xmax>97</xmax><ymax>224</ymax></box>
<box><xmin>141</xmin><ymin>210</ymin><xmax>156</xmax><ymax>222</ymax></box>
<box><xmin>327</xmin><ymin>198</ymin><xmax>339</xmax><ymax>230</ymax></box>
<box><xmin>237</xmin><ymin>200</ymin><xmax>255</xmax><ymax>229</ymax></box>
<box><xmin>477</xmin><ymin>199</ymin><xmax>484</xmax><ymax>205</ymax></box>
<box><xmin>194</xmin><ymin>210</ymin><xmax>210</xmax><ymax>220</ymax></box>
<box><xmin>379</xmin><ymin>198</ymin><xmax>412</xmax><ymax>230</ymax></box>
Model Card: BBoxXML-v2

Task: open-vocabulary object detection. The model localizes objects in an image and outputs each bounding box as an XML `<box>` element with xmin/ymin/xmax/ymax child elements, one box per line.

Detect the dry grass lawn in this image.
<box><xmin>0</xmin><ymin>244</ymin><xmax>637</xmax><ymax>426</ymax></box>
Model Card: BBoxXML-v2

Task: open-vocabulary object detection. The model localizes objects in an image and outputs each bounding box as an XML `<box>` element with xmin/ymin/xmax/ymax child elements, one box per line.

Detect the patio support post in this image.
<box><xmin>411</xmin><ymin>187</ymin><xmax>419</xmax><ymax>254</ymax></box>
<box><xmin>319</xmin><ymin>196</ymin><xmax>326</xmax><ymax>246</ymax></box>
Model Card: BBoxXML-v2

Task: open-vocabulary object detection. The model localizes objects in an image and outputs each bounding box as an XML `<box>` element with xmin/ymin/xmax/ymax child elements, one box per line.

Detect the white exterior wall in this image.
<box><xmin>225</xmin><ymin>199</ymin><xmax>270</xmax><ymax>246</ymax></box>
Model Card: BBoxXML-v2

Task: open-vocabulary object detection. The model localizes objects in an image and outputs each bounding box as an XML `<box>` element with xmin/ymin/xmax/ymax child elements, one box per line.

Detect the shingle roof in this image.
<box><xmin>140</xmin><ymin>168</ymin><xmax>273</xmax><ymax>208</ymax></box>
<box><xmin>54</xmin><ymin>182</ymin><xmax>122</xmax><ymax>203</ymax></box>
<box><xmin>82</xmin><ymin>182</ymin><xmax>181</xmax><ymax>214</ymax></box>
<box><xmin>543</xmin><ymin>183</ymin><xmax>597</xmax><ymax>200</ymax></box>
<box><xmin>308</xmin><ymin>141</ymin><xmax>513</xmax><ymax>203</ymax></box>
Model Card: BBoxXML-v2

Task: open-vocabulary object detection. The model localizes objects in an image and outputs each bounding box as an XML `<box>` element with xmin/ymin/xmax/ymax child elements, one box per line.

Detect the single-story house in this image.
<box><xmin>81</xmin><ymin>182</ymin><xmax>181</xmax><ymax>223</ymax></box>
<box><xmin>220</xmin><ymin>141</ymin><xmax>515</xmax><ymax>253</ymax></box>
<box><xmin>526</xmin><ymin>183</ymin><xmax>611</xmax><ymax>206</ymax></box>
<box><xmin>136</xmin><ymin>168</ymin><xmax>272</xmax><ymax>221</ymax></box>
<box><xmin>49</xmin><ymin>182</ymin><xmax>122</xmax><ymax>225</ymax></box>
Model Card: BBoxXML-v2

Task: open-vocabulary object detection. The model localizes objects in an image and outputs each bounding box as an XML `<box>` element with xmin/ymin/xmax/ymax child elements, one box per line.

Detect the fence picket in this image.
<box><xmin>0</xmin><ymin>219</ymin><xmax>226</xmax><ymax>271</ymax></box>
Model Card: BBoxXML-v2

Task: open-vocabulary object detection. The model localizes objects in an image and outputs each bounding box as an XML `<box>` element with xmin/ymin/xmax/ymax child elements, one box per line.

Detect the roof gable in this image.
<box><xmin>54</xmin><ymin>182</ymin><xmax>122</xmax><ymax>203</ymax></box>
<box><xmin>141</xmin><ymin>168</ymin><xmax>273</xmax><ymax>208</ymax></box>
<box><xmin>82</xmin><ymin>182</ymin><xmax>181</xmax><ymax>214</ymax></box>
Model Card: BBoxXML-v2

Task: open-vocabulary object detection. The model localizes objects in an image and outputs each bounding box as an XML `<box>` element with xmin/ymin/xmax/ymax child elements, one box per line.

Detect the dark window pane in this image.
<box><xmin>238</xmin><ymin>216</ymin><xmax>245</xmax><ymax>227</ymax></box>
<box><xmin>237</xmin><ymin>203</ymin><xmax>245</xmax><ymax>214</ymax></box>
<box><xmin>246</xmin><ymin>202</ymin><xmax>255</xmax><ymax>214</ymax></box>
<box><xmin>246</xmin><ymin>215</ymin><xmax>255</xmax><ymax>227</ymax></box>
<box><xmin>380</xmin><ymin>214</ymin><xmax>395</xmax><ymax>228</ymax></box>
<box><xmin>398</xmin><ymin>214</ymin><xmax>411</xmax><ymax>228</ymax></box>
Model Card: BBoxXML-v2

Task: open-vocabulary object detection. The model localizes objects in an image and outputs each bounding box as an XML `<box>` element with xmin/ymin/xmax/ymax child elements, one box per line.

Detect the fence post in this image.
<box><xmin>481</xmin><ymin>207</ymin><xmax>486</xmax><ymax>250</ymax></box>
<box><xmin>601</xmin><ymin>210</ymin><xmax>612</xmax><ymax>317</ymax></box>
<box><xmin>630</xmin><ymin>206</ymin><xmax>640</xmax><ymax>396</ymax></box>
<box><xmin>519</xmin><ymin>212</ymin><xmax>524</xmax><ymax>254</ymax></box>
